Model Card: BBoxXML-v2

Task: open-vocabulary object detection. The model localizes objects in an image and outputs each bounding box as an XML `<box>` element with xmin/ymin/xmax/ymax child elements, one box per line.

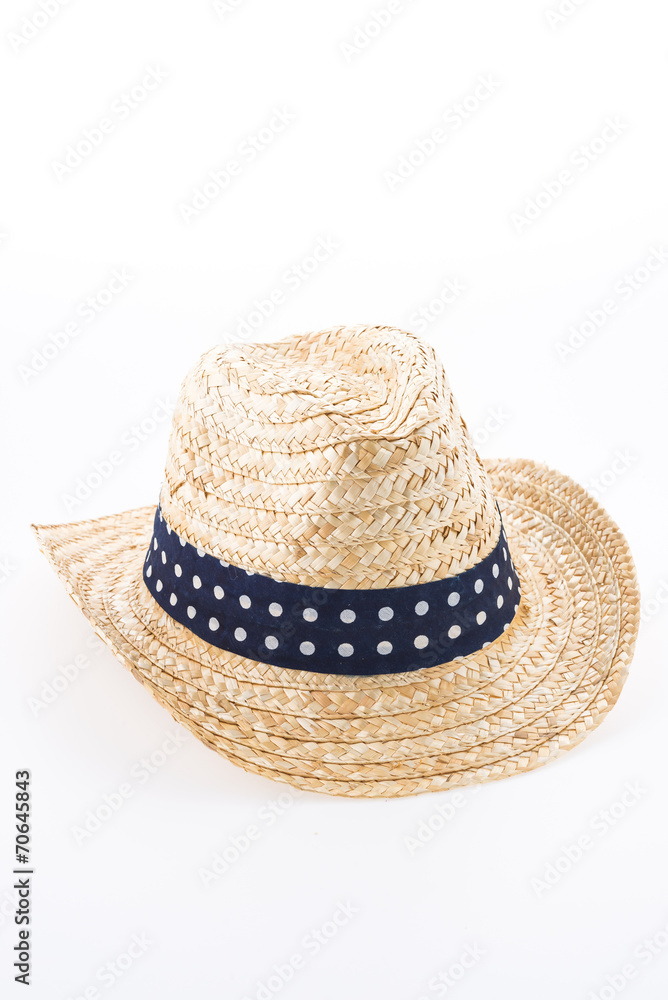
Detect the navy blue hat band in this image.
<box><xmin>142</xmin><ymin>506</ymin><xmax>521</xmax><ymax>676</ymax></box>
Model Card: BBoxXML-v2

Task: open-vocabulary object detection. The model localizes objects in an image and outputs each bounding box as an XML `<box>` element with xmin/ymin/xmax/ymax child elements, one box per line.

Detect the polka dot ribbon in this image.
<box><xmin>142</xmin><ymin>506</ymin><xmax>521</xmax><ymax>676</ymax></box>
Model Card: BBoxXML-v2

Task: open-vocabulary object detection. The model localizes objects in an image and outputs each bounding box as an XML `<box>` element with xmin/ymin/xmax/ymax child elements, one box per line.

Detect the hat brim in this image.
<box><xmin>32</xmin><ymin>459</ymin><xmax>639</xmax><ymax>797</ymax></box>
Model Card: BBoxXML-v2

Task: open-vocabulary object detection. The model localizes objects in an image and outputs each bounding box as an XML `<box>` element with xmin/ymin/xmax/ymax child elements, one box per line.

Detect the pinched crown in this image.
<box><xmin>159</xmin><ymin>325</ymin><xmax>501</xmax><ymax>589</ymax></box>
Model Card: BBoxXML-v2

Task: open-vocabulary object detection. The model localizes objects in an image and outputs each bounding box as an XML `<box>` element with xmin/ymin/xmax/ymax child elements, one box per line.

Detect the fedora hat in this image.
<box><xmin>33</xmin><ymin>325</ymin><xmax>640</xmax><ymax>797</ymax></box>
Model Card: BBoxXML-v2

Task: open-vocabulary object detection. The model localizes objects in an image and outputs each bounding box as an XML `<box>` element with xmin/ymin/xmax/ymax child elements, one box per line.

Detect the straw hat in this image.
<box><xmin>33</xmin><ymin>325</ymin><xmax>639</xmax><ymax>797</ymax></box>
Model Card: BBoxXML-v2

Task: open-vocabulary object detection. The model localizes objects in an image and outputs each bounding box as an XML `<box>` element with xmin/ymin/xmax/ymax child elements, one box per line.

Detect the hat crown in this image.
<box><xmin>160</xmin><ymin>325</ymin><xmax>500</xmax><ymax>588</ymax></box>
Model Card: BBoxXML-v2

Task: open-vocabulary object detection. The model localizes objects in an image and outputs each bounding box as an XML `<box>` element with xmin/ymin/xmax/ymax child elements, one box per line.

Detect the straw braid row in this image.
<box><xmin>31</xmin><ymin>327</ymin><xmax>639</xmax><ymax>797</ymax></box>
<box><xmin>32</xmin><ymin>456</ymin><xmax>639</xmax><ymax>796</ymax></box>
<box><xmin>159</xmin><ymin>325</ymin><xmax>500</xmax><ymax>588</ymax></box>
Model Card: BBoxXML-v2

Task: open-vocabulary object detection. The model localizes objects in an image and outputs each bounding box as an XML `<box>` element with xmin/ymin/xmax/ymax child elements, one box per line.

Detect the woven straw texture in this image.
<box><xmin>33</xmin><ymin>325</ymin><xmax>640</xmax><ymax>797</ymax></box>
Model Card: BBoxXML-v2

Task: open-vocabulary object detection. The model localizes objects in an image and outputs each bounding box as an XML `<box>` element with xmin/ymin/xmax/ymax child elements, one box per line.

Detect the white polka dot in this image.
<box><xmin>234</xmin><ymin>627</ymin><xmax>246</xmax><ymax>641</ymax></box>
<box><xmin>503</xmin><ymin>547</ymin><xmax>508</xmax><ymax>561</ymax></box>
<box><xmin>269</xmin><ymin>602</ymin><xmax>283</xmax><ymax>617</ymax></box>
<box><xmin>265</xmin><ymin>635</ymin><xmax>278</xmax><ymax>650</ymax></box>
<box><xmin>166</xmin><ymin>524</ymin><xmax>171</xmax><ymax>535</ymax></box>
<box><xmin>503</xmin><ymin>622</ymin><xmax>510</xmax><ymax>631</ymax></box>
<box><xmin>159</xmin><ymin>510</ymin><xmax>162</xmax><ymax>521</ymax></box>
<box><xmin>192</xmin><ymin>575</ymin><xmax>202</xmax><ymax>589</ymax></box>
<box><xmin>245</xmin><ymin>569</ymin><xmax>254</xmax><ymax>576</ymax></box>
<box><xmin>514</xmin><ymin>604</ymin><xmax>519</xmax><ymax>613</ymax></box>
<box><xmin>338</xmin><ymin>643</ymin><xmax>354</xmax><ymax>657</ymax></box>
<box><xmin>169</xmin><ymin>593</ymin><xmax>177</xmax><ymax>606</ymax></box>
<box><xmin>340</xmin><ymin>609</ymin><xmax>356</xmax><ymax>623</ymax></box>
<box><xmin>156</xmin><ymin>580</ymin><xmax>163</xmax><ymax>592</ymax></box>
<box><xmin>415</xmin><ymin>601</ymin><xmax>429</xmax><ymax>615</ymax></box>
<box><xmin>239</xmin><ymin>594</ymin><xmax>251</xmax><ymax>609</ymax></box>
<box><xmin>219</xmin><ymin>559</ymin><xmax>229</xmax><ymax>567</ymax></box>
<box><xmin>187</xmin><ymin>606</ymin><xmax>196</xmax><ymax>619</ymax></box>
<box><xmin>214</xmin><ymin>585</ymin><xmax>225</xmax><ymax>600</ymax></box>
<box><xmin>378</xmin><ymin>606</ymin><xmax>394</xmax><ymax>621</ymax></box>
<box><xmin>180</xmin><ymin>537</ymin><xmax>186</xmax><ymax>547</ymax></box>
<box><xmin>197</xmin><ymin>547</ymin><xmax>205</xmax><ymax>557</ymax></box>
<box><xmin>161</xmin><ymin>551</ymin><xmax>166</xmax><ymax>564</ymax></box>
<box><xmin>377</xmin><ymin>641</ymin><xmax>393</xmax><ymax>655</ymax></box>
<box><xmin>414</xmin><ymin>635</ymin><xmax>428</xmax><ymax>649</ymax></box>
<box><xmin>146</xmin><ymin>566</ymin><xmax>152</xmax><ymax>578</ymax></box>
<box><xmin>447</xmin><ymin>592</ymin><xmax>460</xmax><ymax>607</ymax></box>
<box><xmin>153</xmin><ymin>539</ymin><xmax>157</xmax><ymax>550</ymax></box>
<box><xmin>482</xmin><ymin>641</ymin><xmax>491</xmax><ymax>649</ymax></box>
<box><xmin>209</xmin><ymin>617</ymin><xmax>219</xmax><ymax>631</ymax></box>
<box><xmin>497</xmin><ymin>595</ymin><xmax>504</xmax><ymax>608</ymax></box>
<box><xmin>300</xmin><ymin>641</ymin><xmax>315</xmax><ymax>655</ymax></box>
<box><xmin>474</xmin><ymin>579</ymin><xmax>484</xmax><ymax>594</ymax></box>
<box><xmin>303</xmin><ymin>607</ymin><xmax>318</xmax><ymax>622</ymax></box>
<box><xmin>492</xmin><ymin>564</ymin><xmax>499</xmax><ymax>578</ymax></box>
<box><xmin>476</xmin><ymin>611</ymin><xmax>487</xmax><ymax>625</ymax></box>
<box><xmin>448</xmin><ymin>625</ymin><xmax>461</xmax><ymax>639</ymax></box>
<box><xmin>174</xmin><ymin>564</ymin><xmax>182</xmax><ymax>577</ymax></box>
<box><xmin>507</xmin><ymin>576</ymin><xmax>513</xmax><ymax>589</ymax></box>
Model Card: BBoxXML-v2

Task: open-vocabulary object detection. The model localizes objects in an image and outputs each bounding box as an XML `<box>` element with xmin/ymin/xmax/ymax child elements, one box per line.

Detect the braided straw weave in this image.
<box><xmin>33</xmin><ymin>325</ymin><xmax>640</xmax><ymax>797</ymax></box>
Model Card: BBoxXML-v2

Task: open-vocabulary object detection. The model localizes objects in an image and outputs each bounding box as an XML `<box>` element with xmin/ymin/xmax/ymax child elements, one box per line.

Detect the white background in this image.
<box><xmin>2</xmin><ymin>1</ymin><xmax>667</xmax><ymax>997</ymax></box>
